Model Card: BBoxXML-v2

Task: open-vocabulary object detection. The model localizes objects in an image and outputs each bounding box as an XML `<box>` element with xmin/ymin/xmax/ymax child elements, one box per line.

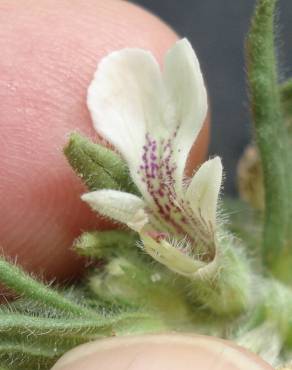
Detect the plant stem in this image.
<box><xmin>0</xmin><ymin>310</ymin><xmax>154</xmax><ymax>337</ymax></box>
<box><xmin>246</xmin><ymin>0</ymin><xmax>292</xmax><ymax>274</ymax></box>
<box><xmin>0</xmin><ymin>258</ymin><xmax>96</xmax><ymax>318</ymax></box>
<box><xmin>0</xmin><ymin>313</ymin><xmax>110</xmax><ymax>337</ymax></box>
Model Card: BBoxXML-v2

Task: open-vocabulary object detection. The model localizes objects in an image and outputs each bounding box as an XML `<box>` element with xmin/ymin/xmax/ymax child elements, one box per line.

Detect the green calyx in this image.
<box><xmin>187</xmin><ymin>237</ymin><xmax>252</xmax><ymax>317</ymax></box>
<box><xmin>88</xmin><ymin>255</ymin><xmax>191</xmax><ymax>325</ymax></box>
<box><xmin>73</xmin><ymin>230</ymin><xmax>138</xmax><ymax>259</ymax></box>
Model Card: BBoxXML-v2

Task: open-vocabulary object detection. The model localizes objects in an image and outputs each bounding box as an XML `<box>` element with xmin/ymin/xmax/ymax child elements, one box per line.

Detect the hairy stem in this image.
<box><xmin>246</xmin><ymin>0</ymin><xmax>292</xmax><ymax>275</ymax></box>
<box><xmin>0</xmin><ymin>313</ymin><xmax>111</xmax><ymax>337</ymax></box>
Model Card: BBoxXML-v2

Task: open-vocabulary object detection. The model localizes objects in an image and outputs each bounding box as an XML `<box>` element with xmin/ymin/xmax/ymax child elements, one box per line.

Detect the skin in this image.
<box><xmin>0</xmin><ymin>1</ymin><xmax>271</xmax><ymax>369</ymax></box>
<box><xmin>52</xmin><ymin>334</ymin><xmax>273</xmax><ymax>370</ymax></box>
<box><xmin>0</xmin><ymin>0</ymin><xmax>208</xmax><ymax>281</ymax></box>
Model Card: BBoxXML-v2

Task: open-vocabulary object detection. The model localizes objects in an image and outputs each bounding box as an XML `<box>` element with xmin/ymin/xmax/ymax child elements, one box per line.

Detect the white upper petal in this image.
<box><xmin>163</xmin><ymin>38</ymin><xmax>208</xmax><ymax>187</ymax></box>
<box><xmin>87</xmin><ymin>39</ymin><xmax>208</xmax><ymax>209</ymax></box>
<box><xmin>81</xmin><ymin>190</ymin><xmax>148</xmax><ymax>232</ymax></box>
<box><xmin>185</xmin><ymin>157</ymin><xmax>223</xmax><ymax>226</ymax></box>
<box><xmin>87</xmin><ymin>48</ymin><xmax>166</xmax><ymax>172</ymax></box>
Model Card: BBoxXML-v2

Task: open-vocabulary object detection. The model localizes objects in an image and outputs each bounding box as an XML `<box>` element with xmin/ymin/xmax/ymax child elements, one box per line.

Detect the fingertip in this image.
<box><xmin>186</xmin><ymin>112</ymin><xmax>210</xmax><ymax>176</ymax></box>
<box><xmin>0</xmin><ymin>0</ymin><xmax>183</xmax><ymax>279</ymax></box>
<box><xmin>52</xmin><ymin>334</ymin><xmax>273</xmax><ymax>370</ymax></box>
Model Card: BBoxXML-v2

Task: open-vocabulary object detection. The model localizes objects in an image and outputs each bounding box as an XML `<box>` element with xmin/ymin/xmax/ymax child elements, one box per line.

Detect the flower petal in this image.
<box><xmin>163</xmin><ymin>38</ymin><xmax>208</xmax><ymax>186</ymax></box>
<box><xmin>141</xmin><ymin>233</ymin><xmax>206</xmax><ymax>277</ymax></box>
<box><xmin>87</xmin><ymin>48</ymin><xmax>166</xmax><ymax>172</ymax></box>
<box><xmin>81</xmin><ymin>190</ymin><xmax>148</xmax><ymax>232</ymax></box>
<box><xmin>185</xmin><ymin>157</ymin><xmax>223</xmax><ymax>226</ymax></box>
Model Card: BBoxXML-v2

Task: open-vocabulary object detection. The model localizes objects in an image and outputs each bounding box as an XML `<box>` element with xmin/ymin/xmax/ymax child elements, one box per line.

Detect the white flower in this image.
<box><xmin>82</xmin><ymin>39</ymin><xmax>223</xmax><ymax>278</ymax></box>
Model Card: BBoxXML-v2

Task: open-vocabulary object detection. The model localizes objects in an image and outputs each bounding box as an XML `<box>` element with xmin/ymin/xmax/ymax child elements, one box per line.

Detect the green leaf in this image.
<box><xmin>64</xmin><ymin>133</ymin><xmax>139</xmax><ymax>195</ymax></box>
<box><xmin>0</xmin><ymin>310</ymin><xmax>157</xmax><ymax>369</ymax></box>
<box><xmin>0</xmin><ymin>257</ymin><xmax>97</xmax><ymax>318</ymax></box>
